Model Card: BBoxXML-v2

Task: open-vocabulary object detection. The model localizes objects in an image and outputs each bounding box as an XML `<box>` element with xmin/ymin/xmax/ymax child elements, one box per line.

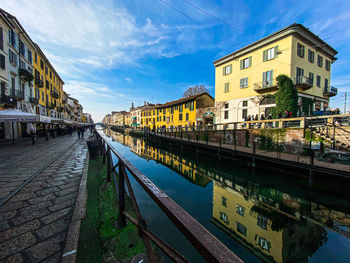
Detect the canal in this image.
<box><xmin>102</xmin><ymin>128</ymin><xmax>350</xmax><ymax>263</ymax></box>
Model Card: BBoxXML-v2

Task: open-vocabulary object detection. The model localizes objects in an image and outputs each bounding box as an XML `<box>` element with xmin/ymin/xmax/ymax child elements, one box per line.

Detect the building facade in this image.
<box><xmin>214</xmin><ymin>23</ymin><xmax>338</xmax><ymax>124</ymax></box>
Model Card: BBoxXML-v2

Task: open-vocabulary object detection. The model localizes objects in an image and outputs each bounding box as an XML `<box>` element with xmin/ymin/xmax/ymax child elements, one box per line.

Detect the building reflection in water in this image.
<box><xmin>104</xmin><ymin>129</ymin><xmax>350</xmax><ymax>263</ymax></box>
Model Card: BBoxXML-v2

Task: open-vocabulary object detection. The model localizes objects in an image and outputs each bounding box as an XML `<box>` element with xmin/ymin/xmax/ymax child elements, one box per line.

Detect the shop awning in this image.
<box><xmin>39</xmin><ymin>115</ymin><xmax>51</xmax><ymax>123</ymax></box>
<box><xmin>0</xmin><ymin>109</ymin><xmax>39</xmax><ymax>122</ymax></box>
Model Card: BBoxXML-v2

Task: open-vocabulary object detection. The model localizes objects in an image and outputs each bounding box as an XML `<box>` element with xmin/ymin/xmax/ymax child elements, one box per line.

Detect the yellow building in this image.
<box><xmin>140</xmin><ymin>104</ymin><xmax>156</xmax><ymax>130</ymax></box>
<box><xmin>33</xmin><ymin>43</ymin><xmax>64</xmax><ymax>119</ymax></box>
<box><xmin>213</xmin><ymin>23</ymin><xmax>338</xmax><ymax>123</ymax></box>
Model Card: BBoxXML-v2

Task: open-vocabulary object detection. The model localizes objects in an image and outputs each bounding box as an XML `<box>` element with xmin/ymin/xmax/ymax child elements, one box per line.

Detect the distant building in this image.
<box><xmin>213</xmin><ymin>23</ymin><xmax>338</xmax><ymax>124</ymax></box>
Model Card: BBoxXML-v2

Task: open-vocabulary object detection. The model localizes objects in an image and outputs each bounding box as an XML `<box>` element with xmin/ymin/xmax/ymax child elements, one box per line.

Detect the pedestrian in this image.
<box><xmin>81</xmin><ymin>126</ymin><xmax>85</xmax><ymax>138</ymax></box>
<box><xmin>288</xmin><ymin>111</ymin><xmax>292</xmax><ymax>118</ymax></box>
<box><xmin>260</xmin><ymin>114</ymin><xmax>265</xmax><ymax>120</ymax></box>
<box><xmin>267</xmin><ymin>114</ymin><xmax>273</xmax><ymax>128</ymax></box>
<box><xmin>68</xmin><ymin>126</ymin><xmax>73</xmax><ymax>136</ymax></box>
<box><xmin>284</xmin><ymin>110</ymin><xmax>289</xmax><ymax>118</ymax></box>
<box><xmin>77</xmin><ymin>127</ymin><xmax>81</xmax><ymax>138</ymax></box>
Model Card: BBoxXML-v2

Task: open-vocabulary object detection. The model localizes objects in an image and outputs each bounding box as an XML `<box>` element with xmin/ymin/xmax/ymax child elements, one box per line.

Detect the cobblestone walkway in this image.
<box><xmin>0</xmin><ymin>133</ymin><xmax>89</xmax><ymax>262</ymax></box>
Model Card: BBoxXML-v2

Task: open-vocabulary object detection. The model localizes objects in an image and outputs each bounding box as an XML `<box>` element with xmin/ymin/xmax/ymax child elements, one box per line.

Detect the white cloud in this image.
<box><xmin>125</xmin><ymin>77</ymin><xmax>133</xmax><ymax>84</ymax></box>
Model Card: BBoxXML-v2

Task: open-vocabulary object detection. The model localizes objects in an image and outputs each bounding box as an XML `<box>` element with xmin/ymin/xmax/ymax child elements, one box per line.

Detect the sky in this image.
<box><xmin>2</xmin><ymin>0</ymin><xmax>350</xmax><ymax>121</ymax></box>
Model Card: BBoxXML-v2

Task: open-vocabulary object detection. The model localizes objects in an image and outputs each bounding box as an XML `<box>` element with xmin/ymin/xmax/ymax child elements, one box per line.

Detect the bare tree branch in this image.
<box><xmin>182</xmin><ymin>85</ymin><xmax>209</xmax><ymax>98</ymax></box>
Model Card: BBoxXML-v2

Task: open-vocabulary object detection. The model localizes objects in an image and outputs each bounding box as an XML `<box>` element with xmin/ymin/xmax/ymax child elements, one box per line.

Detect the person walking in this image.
<box><xmin>81</xmin><ymin>126</ymin><xmax>85</xmax><ymax>139</ymax></box>
<box><xmin>77</xmin><ymin>127</ymin><xmax>81</xmax><ymax>139</ymax></box>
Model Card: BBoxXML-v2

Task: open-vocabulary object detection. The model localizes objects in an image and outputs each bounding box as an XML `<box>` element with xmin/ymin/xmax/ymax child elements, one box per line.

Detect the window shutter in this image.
<box><xmin>0</xmin><ymin>54</ymin><xmax>5</xmax><ymax>69</ymax></box>
<box><xmin>262</xmin><ymin>72</ymin><xmax>266</xmax><ymax>83</ymax></box>
<box><xmin>274</xmin><ymin>46</ymin><xmax>279</xmax><ymax>58</ymax></box>
<box><xmin>223</xmin><ymin>67</ymin><xmax>225</xmax><ymax>76</ymax></box>
<box><xmin>270</xmin><ymin>70</ymin><xmax>273</xmax><ymax>81</ymax></box>
<box><xmin>240</xmin><ymin>60</ymin><xmax>243</xmax><ymax>70</ymax></box>
<box><xmin>229</xmin><ymin>64</ymin><xmax>232</xmax><ymax>73</ymax></box>
<box><xmin>249</xmin><ymin>56</ymin><xmax>252</xmax><ymax>67</ymax></box>
<box><xmin>240</xmin><ymin>78</ymin><xmax>243</xmax><ymax>88</ymax></box>
<box><xmin>263</xmin><ymin>50</ymin><xmax>267</xmax><ymax>62</ymax></box>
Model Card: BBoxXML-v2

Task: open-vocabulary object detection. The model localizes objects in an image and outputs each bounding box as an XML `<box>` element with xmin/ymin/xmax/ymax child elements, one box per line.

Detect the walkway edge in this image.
<box><xmin>60</xmin><ymin>150</ymin><xmax>90</xmax><ymax>263</ymax></box>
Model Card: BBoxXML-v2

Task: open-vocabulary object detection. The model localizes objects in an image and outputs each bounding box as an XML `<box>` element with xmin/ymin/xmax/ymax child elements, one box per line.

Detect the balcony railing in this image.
<box><xmin>323</xmin><ymin>86</ymin><xmax>337</xmax><ymax>97</ymax></box>
<box><xmin>19</xmin><ymin>68</ymin><xmax>34</xmax><ymax>82</ymax></box>
<box><xmin>254</xmin><ymin>79</ymin><xmax>278</xmax><ymax>93</ymax></box>
<box><xmin>50</xmin><ymin>90</ymin><xmax>59</xmax><ymax>99</ymax></box>
<box><xmin>57</xmin><ymin>106</ymin><xmax>64</xmax><ymax>112</ymax></box>
<box><xmin>29</xmin><ymin>97</ymin><xmax>39</xmax><ymax>105</ymax></box>
<box><xmin>0</xmin><ymin>92</ymin><xmax>17</xmax><ymax>107</ymax></box>
<box><xmin>35</xmin><ymin>78</ymin><xmax>44</xmax><ymax>88</ymax></box>
<box><xmin>295</xmin><ymin>76</ymin><xmax>313</xmax><ymax>90</ymax></box>
<box><xmin>8</xmin><ymin>89</ymin><xmax>24</xmax><ymax>100</ymax></box>
<box><xmin>46</xmin><ymin>101</ymin><xmax>56</xmax><ymax>109</ymax></box>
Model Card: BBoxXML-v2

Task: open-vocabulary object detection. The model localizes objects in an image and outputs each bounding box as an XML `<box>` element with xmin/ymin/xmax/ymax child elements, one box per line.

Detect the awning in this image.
<box><xmin>0</xmin><ymin>109</ymin><xmax>39</xmax><ymax>122</ymax></box>
<box><xmin>39</xmin><ymin>115</ymin><xmax>51</xmax><ymax>124</ymax></box>
<box><xmin>51</xmin><ymin>118</ymin><xmax>64</xmax><ymax>124</ymax></box>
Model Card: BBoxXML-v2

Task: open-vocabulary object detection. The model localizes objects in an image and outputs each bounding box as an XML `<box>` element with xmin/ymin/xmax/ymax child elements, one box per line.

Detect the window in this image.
<box><xmin>324</xmin><ymin>78</ymin><xmax>329</xmax><ymax>89</ymax></box>
<box><xmin>224</xmin><ymin>111</ymin><xmax>229</xmax><ymax>119</ymax></box>
<box><xmin>40</xmin><ymin>60</ymin><xmax>44</xmax><ymax>69</ymax></box>
<box><xmin>236</xmin><ymin>205</ymin><xmax>245</xmax><ymax>216</ymax></box>
<box><xmin>316</xmin><ymin>75</ymin><xmax>321</xmax><ymax>87</ymax></box>
<box><xmin>45</xmin><ymin>65</ymin><xmax>48</xmax><ymax>74</ymax></box>
<box><xmin>46</xmin><ymin>80</ymin><xmax>49</xmax><ymax>89</ymax></box>
<box><xmin>185</xmin><ymin>103</ymin><xmax>189</xmax><ymax>108</ymax></box>
<box><xmin>309</xmin><ymin>72</ymin><xmax>314</xmax><ymax>85</ymax></box>
<box><xmin>0</xmin><ymin>54</ymin><xmax>5</xmax><ymax>70</ymax></box>
<box><xmin>224</xmin><ymin>82</ymin><xmax>229</xmax><ymax>92</ymax></box>
<box><xmin>171</xmin><ymin>107</ymin><xmax>174</xmax><ymax>114</ymax></box>
<box><xmin>308</xmin><ymin>49</ymin><xmax>315</xmax><ymax>63</ymax></box>
<box><xmin>163</xmin><ymin>115</ymin><xmax>166</xmax><ymax>121</ymax></box>
<box><xmin>257</xmin><ymin>237</ymin><xmax>271</xmax><ymax>252</ymax></box>
<box><xmin>163</xmin><ymin>108</ymin><xmax>166</xmax><ymax>114</ymax></box>
<box><xmin>221</xmin><ymin>197</ymin><xmax>227</xmax><ymax>207</ymax></box>
<box><xmin>325</xmin><ymin>59</ymin><xmax>331</xmax><ymax>71</ymax></box>
<box><xmin>186</xmin><ymin>113</ymin><xmax>189</xmax><ymax>121</ymax></box>
<box><xmin>263</xmin><ymin>46</ymin><xmax>279</xmax><ymax>61</ymax></box>
<box><xmin>0</xmin><ymin>27</ymin><xmax>3</xmax><ymax>51</ymax></box>
<box><xmin>50</xmin><ymin>71</ymin><xmax>52</xmax><ymax>79</ymax></box>
<box><xmin>257</xmin><ymin>214</ymin><xmax>268</xmax><ymax>230</ymax></box>
<box><xmin>9</xmin><ymin>49</ymin><xmax>17</xmax><ymax>67</ymax></box>
<box><xmin>240</xmin><ymin>77</ymin><xmax>248</xmax><ymax>88</ymax></box>
<box><xmin>179</xmin><ymin>104</ymin><xmax>183</xmax><ymax>112</ymax></box>
<box><xmin>190</xmin><ymin>101</ymin><xmax>194</xmax><ymax>111</ymax></box>
<box><xmin>179</xmin><ymin>113</ymin><xmax>182</xmax><ymax>121</ymax></box>
<box><xmin>42</xmin><ymin>91</ymin><xmax>44</xmax><ymax>100</ymax></box>
<box><xmin>219</xmin><ymin>212</ymin><xmax>229</xmax><ymax>224</ymax></box>
<box><xmin>19</xmin><ymin>40</ymin><xmax>25</xmax><ymax>56</ymax></box>
<box><xmin>222</xmin><ymin>64</ymin><xmax>232</xmax><ymax>76</ymax></box>
<box><xmin>262</xmin><ymin>70</ymin><xmax>273</xmax><ymax>87</ymax></box>
<box><xmin>317</xmin><ymin>55</ymin><xmax>323</xmax><ymax>67</ymax></box>
<box><xmin>236</xmin><ymin>223</ymin><xmax>247</xmax><ymax>236</ymax></box>
<box><xmin>9</xmin><ymin>29</ymin><xmax>16</xmax><ymax>47</ymax></box>
<box><xmin>242</xmin><ymin>108</ymin><xmax>247</xmax><ymax>119</ymax></box>
<box><xmin>296</xmin><ymin>67</ymin><xmax>304</xmax><ymax>84</ymax></box>
<box><xmin>243</xmin><ymin>100</ymin><xmax>248</xmax><ymax>107</ymax></box>
<box><xmin>34</xmin><ymin>53</ymin><xmax>37</xmax><ymax>63</ymax></box>
<box><xmin>19</xmin><ymin>59</ymin><xmax>25</xmax><ymax>69</ymax></box>
<box><xmin>27</xmin><ymin>49</ymin><xmax>32</xmax><ymax>64</ymax></box>
<box><xmin>297</xmin><ymin>43</ymin><xmax>305</xmax><ymax>58</ymax></box>
<box><xmin>240</xmin><ymin>56</ymin><xmax>252</xmax><ymax>69</ymax></box>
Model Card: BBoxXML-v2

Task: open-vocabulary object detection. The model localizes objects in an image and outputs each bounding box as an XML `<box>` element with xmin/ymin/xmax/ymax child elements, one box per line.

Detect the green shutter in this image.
<box><xmin>274</xmin><ymin>46</ymin><xmax>279</xmax><ymax>58</ymax></box>
<box><xmin>263</xmin><ymin>50</ymin><xmax>267</xmax><ymax>62</ymax></box>
<box><xmin>240</xmin><ymin>78</ymin><xmax>243</xmax><ymax>88</ymax></box>
<box><xmin>222</xmin><ymin>66</ymin><xmax>225</xmax><ymax>76</ymax></box>
<box><xmin>262</xmin><ymin>72</ymin><xmax>266</xmax><ymax>87</ymax></box>
<box><xmin>240</xmin><ymin>60</ymin><xmax>243</xmax><ymax>70</ymax></box>
<box><xmin>249</xmin><ymin>56</ymin><xmax>252</xmax><ymax>67</ymax></box>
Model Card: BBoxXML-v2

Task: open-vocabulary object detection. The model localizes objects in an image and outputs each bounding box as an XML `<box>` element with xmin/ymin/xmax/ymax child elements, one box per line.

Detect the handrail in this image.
<box><xmin>96</xmin><ymin>129</ymin><xmax>244</xmax><ymax>263</ymax></box>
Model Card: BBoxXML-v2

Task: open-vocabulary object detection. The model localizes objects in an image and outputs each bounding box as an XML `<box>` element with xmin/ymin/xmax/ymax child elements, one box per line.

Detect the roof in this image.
<box><xmin>156</xmin><ymin>92</ymin><xmax>214</xmax><ymax>109</ymax></box>
<box><xmin>213</xmin><ymin>23</ymin><xmax>338</xmax><ymax>66</ymax></box>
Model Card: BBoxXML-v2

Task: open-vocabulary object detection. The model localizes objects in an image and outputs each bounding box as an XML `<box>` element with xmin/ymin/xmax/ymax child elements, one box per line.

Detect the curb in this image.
<box><xmin>60</xmin><ymin>147</ymin><xmax>89</xmax><ymax>263</ymax></box>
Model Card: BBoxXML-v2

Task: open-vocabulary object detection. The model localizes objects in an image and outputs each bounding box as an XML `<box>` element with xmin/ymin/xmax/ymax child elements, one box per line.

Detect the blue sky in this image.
<box><xmin>2</xmin><ymin>0</ymin><xmax>350</xmax><ymax>121</ymax></box>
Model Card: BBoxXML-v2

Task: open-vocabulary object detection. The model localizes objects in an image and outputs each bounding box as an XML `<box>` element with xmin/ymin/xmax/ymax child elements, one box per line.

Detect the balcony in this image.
<box><xmin>254</xmin><ymin>80</ymin><xmax>278</xmax><ymax>93</ymax></box>
<box><xmin>0</xmin><ymin>93</ymin><xmax>17</xmax><ymax>107</ymax></box>
<box><xmin>29</xmin><ymin>97</ymin><xmax>39</xmax><ymax>105</ymax></box>
<box><xmin>57</xmin><ymin>106</ymin><xmax>64</xmax><ymax>112</ymax></box>
<box><xmin>35</xmin><ymin>78</ymin><xmax>44</xmax><ymax>88</ymax></box>
<box><xmin>46</xmin><ymin>101</ymin><xmax>56</xmax><ymax>109</ymax></box>
<box><xmin>8</xmin><ymin>89</ymin><xmax>24</xmax><ymax>100</ymax></box>
<box><xmin>50</xmin><ymin>90</ymin><xmax>59</xmax><ymax>99</ymax></box>
<box><xmin>323</xmin><ymin>86</ymin><xmax>337</xmax><ymax>97</ymax></box>
<box><xmin>19</xmin><ymin>68</ymin><xmax>34</xmax><ymax>82</ymax></box>
<box><xmin>295</xmin><ymin>76</ymin><xmax>312</xmax><ymax>91</ymax></box>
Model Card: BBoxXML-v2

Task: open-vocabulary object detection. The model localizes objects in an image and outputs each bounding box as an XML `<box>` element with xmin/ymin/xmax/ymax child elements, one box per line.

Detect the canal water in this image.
<box><xmin>102</xmin><ymin>128</ymin><xmax>350</xmax><ymax>263</ymax></box>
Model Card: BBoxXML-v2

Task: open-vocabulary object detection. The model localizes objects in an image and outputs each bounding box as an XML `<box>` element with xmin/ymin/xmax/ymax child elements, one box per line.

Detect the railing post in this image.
<box><xmin>332</xmin><ymin>124</ymin><xmax>336</xmax><ymax>149</ymax></box>
<box><xmin>181</xmin><ymin>127</ymin><xmax>183</xmax><ymax>140</ymax></box>
<box><xmin>234</xmin><ymin>123</ymin><xmax>237</xmax><ymax>152</ymax></box>
<box><xmin>117</xmin><ymin>163</ymin><xmax>126</xmax><ymax>228</ymax></box>
<box><xmin>206</xmin><ymin>128</ymin><xmax>208</xmax><ymax>145</ymax></box>
<box><xmin>107</xmin><ymin>146</ymin><xmax>111</xmax><ymax>182</ymax></box>
<box><xmin>102</xmin><ymin>141</ymin><xmax>106</xmax><ymax>164</ymax></box>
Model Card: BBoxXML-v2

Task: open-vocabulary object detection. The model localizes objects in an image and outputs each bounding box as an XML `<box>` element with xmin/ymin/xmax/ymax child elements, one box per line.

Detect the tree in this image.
<box><xmin>272</xmin><ymin>75</ymin><xmax>298</xmax><ymax>117</ymax></box>
<box><xmin>182</xmin><ymin>85</ymin><xmax>209</xmax><ymax>98</ymax></box>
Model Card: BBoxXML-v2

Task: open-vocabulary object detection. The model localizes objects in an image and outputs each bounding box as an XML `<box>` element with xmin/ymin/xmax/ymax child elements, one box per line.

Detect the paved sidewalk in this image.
<box><xmin>0</xmin><ymin>133</ymin><xmax>89</xmax><ymax>262</ymax></box>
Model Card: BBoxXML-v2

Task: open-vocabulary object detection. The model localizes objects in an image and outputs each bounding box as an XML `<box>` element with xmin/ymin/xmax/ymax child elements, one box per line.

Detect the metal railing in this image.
<box><xmin>95</xmin><ymin>130</ymin><xmax>243</xmax><ymax>263</ymax></box>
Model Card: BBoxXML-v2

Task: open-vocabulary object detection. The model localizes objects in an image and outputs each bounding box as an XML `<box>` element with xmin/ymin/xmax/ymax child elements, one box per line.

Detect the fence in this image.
<box><xmin>95</xmin><ymin>129</ymin><xmax>244</xmax><ymax>263</ymax></box>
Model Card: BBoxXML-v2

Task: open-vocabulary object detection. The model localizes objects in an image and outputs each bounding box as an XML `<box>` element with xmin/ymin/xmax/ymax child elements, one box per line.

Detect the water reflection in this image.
<box><xmin>104</xmin><ymin>128</ymin><xmax>350</xmax><ymax>263</ymax></box>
